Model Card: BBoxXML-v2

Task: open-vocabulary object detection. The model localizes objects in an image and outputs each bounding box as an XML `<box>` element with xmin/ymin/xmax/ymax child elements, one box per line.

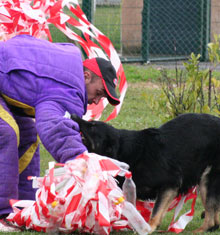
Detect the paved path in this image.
<box><xmin>146</xmin><ymin>61</ymin><xmax>220</xmax><ymax>71</ymax></box>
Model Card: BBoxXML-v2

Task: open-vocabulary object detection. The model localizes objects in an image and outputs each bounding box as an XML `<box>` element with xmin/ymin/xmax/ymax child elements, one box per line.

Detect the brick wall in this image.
<box><xmin>121</xmin><ymin>0</ymin><xmax>143</xmax><ymax>54</ymax></box>
<box><xmin>211</xmin><ymin>0</ymin><xmax>220</xmax><ymax>41</ymax></box>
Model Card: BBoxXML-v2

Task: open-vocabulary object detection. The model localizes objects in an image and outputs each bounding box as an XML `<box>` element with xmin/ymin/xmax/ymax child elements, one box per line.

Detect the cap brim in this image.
<box><xmin>101</xmin><ymin>78</ymin><xmax>120</xmax><ymax>106</ymax></box>
<box><xmin>108</xmin><ymin>96</ymin><xmax>120</xmax><ymax>106</ymax></box>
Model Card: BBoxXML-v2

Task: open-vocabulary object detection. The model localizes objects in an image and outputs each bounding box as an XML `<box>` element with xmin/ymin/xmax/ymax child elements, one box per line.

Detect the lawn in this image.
<box><xmin>2</xmin><ymin>63</ymin><xmax>220</xmax><ymax>235</ymax></box>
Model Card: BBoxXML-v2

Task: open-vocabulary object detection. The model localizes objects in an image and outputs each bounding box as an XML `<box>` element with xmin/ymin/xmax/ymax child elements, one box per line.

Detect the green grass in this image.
<box><xmin>2</xmin><ymin>47</ymin><xmax>220</xmax><ymax>232</ymax></box>
<box><xmin>123</xmin><ymin>64</ymin><xmax>162</xmax><ymax>83</ymax></box>
<box><xmin>4</xmin><ymin>67</ymin><xmax>220</xmax><ymax>234</ymax></box>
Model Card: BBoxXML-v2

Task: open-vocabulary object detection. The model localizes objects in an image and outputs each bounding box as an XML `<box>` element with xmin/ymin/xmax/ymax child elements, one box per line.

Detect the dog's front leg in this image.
<box><xmin>148</xmin><ymin>188</ymin><xmax>178</xmax><ymax>233</ymax></box>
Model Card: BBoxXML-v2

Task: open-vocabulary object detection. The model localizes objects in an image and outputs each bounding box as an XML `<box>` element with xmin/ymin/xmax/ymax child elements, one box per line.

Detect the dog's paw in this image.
<box><xmin>193</xmin><ymin>225</ymin><xmax>218</xmax><ymax>234</ymax></box>
<box><xmin>148</xmin><ymin>219</ymin><xmax>158</xmax><ymax>234</ymax></box>
<box><xmin>207</xmin><ymin>224</ymin><xmax>219</xmax><ymax>232</ymax></box>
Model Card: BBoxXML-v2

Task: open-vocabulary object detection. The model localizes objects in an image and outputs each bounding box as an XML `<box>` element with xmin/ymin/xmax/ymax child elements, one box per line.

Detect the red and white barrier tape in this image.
<box><xmin>136</xmin><ymin>187</ymin><xmax>197</xmax><ymax>233</ymax></box>
<box><xmin>8</xmin><ymin>152</ymin><xmax>197</xmax><ymax>234</ymax></box>
<box><xmin>8</xmin><ymin>152</ymin><xmax>148</xmax><ymax>234</ymax></box>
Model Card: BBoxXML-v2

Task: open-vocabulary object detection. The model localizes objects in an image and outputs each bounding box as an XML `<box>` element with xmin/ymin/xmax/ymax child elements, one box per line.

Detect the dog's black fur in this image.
<box><xmin>71</xmin><ymin>113</ymin><xmax>220</xmax><ymax>233</ymax></box>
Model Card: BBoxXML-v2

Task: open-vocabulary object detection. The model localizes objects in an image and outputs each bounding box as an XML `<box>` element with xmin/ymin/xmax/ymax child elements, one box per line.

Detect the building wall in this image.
<box><xmin>121</xmin><ymin>0</ymin><xmax>143</xmax><ymax>54</ymax></box>
<box><xmin>211</xmin><ymin>0</ymin><xmax>220</xmax><ymax>41</ymax></box>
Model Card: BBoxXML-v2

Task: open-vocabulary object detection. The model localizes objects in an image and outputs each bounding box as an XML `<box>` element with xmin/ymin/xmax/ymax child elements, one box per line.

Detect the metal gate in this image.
<box><xmin>82</xmin><ymin>0</ymin><xmax>211</xmax><ymax>62</ymax></box>
<box><xmin>142</xmin><ymin>0</ymin><xmax>211</xmax><ymax>62</ymax></box>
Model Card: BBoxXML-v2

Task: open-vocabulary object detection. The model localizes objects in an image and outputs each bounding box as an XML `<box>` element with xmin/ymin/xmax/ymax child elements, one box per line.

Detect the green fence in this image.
<box><xmin>82</xmin><ymin>0</ymin><xmax>211</xmax><ymax>63</ymax></box>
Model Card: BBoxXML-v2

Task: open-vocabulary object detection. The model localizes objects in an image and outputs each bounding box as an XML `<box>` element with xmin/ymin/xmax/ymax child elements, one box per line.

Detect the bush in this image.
<box><xmin>144</xmin><ymin>35</ymin><xmax>220</xmax><ymax>122</ymax></box>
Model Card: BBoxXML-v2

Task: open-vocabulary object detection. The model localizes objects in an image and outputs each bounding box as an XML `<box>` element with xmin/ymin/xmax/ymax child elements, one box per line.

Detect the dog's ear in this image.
<box><xmin>71</xmin><ymin>114</ymin><xmax>82</xmax><ymax>124</ymax></box>
<box><xmin>71</xmin><ymin>114</ymin><xmax>91</xmax><ymax>129</ymax></box>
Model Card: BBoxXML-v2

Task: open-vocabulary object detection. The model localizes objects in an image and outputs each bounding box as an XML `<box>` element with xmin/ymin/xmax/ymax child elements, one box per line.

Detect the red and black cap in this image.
<box><xmin>83</xmin><ymin>57</ymin><xmax>120</xmax><ymax>106</ymax></box>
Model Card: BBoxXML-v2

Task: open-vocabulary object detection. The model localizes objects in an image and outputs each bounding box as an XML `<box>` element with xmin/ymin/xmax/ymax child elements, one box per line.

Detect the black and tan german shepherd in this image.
<box><xmin>71</xmin><ymin>113</ymin><xmax>220</xmax><ymax>233</ymax></box>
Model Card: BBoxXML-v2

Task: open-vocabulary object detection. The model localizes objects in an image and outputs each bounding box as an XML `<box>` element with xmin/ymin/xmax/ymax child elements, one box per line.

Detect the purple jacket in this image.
<box><xmin>0</xmin><ymin>35</ymin><xmax>87</xmax><ymax>163</ymax></box>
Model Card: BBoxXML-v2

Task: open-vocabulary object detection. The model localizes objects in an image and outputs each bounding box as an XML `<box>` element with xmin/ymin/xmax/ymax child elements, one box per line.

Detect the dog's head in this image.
<box><xmin>71</xmin><ymin>114</ymin><xmax>120</xmax><ymax>159</ymax></box>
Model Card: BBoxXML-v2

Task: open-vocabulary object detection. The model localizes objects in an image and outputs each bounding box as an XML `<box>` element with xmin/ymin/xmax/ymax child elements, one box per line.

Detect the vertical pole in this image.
<box><xmin>201</xmin><ymin>0</ymin><xmax>211</xmax><ymax>61</ymax></box>
<box><xmin>81</xmin><ymin>0</ymin><xmax>94</xmax><ymax>59</ymax></box>
<box><xmin>82</xmin><ymin>0</ymin><xmax>93</xmax><ymax>23</ymax></box>
<box><xmin>141</xmin><ymin>0</ymin><xmax>150</xmax><ymax>63</ymax></box>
